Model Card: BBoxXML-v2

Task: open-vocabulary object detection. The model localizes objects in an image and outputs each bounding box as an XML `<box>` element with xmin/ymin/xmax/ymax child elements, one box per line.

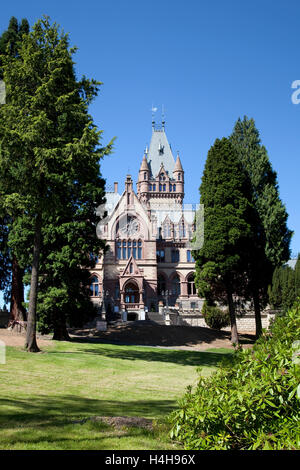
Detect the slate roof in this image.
<box><xmin>147</xmin><ymin>128</ymin><xmax>176</xmax><ymax>178</ymax></box>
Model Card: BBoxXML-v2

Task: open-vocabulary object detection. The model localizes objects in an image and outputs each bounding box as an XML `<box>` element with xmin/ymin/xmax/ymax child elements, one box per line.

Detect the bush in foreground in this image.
<box><xmin>170</xmin><ymin>303</ymin><xmax>300</xmax><ymax>450</ymax></box>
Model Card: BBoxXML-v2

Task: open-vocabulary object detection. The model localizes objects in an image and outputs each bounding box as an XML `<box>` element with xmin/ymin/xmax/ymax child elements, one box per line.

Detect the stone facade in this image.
<box><xmin>91</xmin><ymin>122</ymin><xmax>200</xmax><ymax>319</ymax></box>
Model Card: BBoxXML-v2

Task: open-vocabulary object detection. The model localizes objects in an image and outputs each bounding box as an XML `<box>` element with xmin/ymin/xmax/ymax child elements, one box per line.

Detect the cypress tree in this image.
<box><xmin>194</xmin><ymin>137</ymin><xmax>254</xmax><ymax>344</ymax></box>
<box><xmin>230</xmin><ymin>116</ymin><xmax>292</xmax><ymax>336</ymax></box>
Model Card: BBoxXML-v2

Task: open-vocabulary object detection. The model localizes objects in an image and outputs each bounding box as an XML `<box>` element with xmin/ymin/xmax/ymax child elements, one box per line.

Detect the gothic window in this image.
<box><xmin>138</xmin><ymin>240</ymin><xmax>142</xmax><ymax>259</ymax></box>
<box><xmin>144</xmin><ymin>172</ymin><xmax>147</xmax><ymax>180</ymax></box>
<box><xmin>178</xmin><ymin>174</ymin><xmax>181</xmax><ymax>181</ymax></box>
<box><xmin>163</xmin><ymin>184</ymin><xmax>166</xmax><ymax>191</ymax></box>
<box><xmin>125</xmin><ymin>282</ymin><xmax>139</xmax><ymax>304</ymax></box>
<box><xmin>179</xmin><ymin>222</ymin><xmax>186</xmax><ymax>238</ymax></box>
<box><xmin>173</xmin><ymin>184</ymin><xmax>176</xmax><ymax>191</ymax></box>
<box><xmin>159</xmin><ymin>184</ymin><xmax>162</xmax><ymax>191</ymax></box>
<box><xmin>116</xmin><ymin>241</ymin><xmax>121</xmax><ymax>259</ymax></box>
<box><xmin>169</xmin><ymin>184</ymin><xmax>172</xmax><ymax>192</ymax></box>
<box><xmin>133</xmin><ymin>240</ymin><xmax>137</xmax><ymax>258</ymax></box>
<box><xmin>157</xmin><ymin>274</ymin><xmax>166</xmax><ymax>296</ymax></box>
<box><xmin>127</xmin><ymin>240</ymin><xmax>132</xmax><ymax>258</ymax></box>
<box><xmin>122</xmin><ymin>240</ymin><xmax>127</xmax><ymax>259</ymax></box>
<box><xmin>171</xmin><ymin>274</ymin><xmax>181</xmax><ymax>296</ymax></box>
<box><xmin>129</xmin><ymin>263</ymin><xmax>133</xmax><ymax>273</ymax></box>
<box><xmin>163</xmin><ymin>223</ymin><xmax>171</xmax><ymax>239</ymax></box>
<box><xmin>187</xmin><ymin>250</ymin><xmax>195</xmax><ymax>262</ymax></box>
<box><xmin>90</xmin><ymin>276</ymin><xmax>99</xmax><ymax>296</ymax></box>
<box><xmin>171</xmin><ymin>250</ymin><xmax>180</xmax><ymax>263</ymax></box>
<box><xmin>153</xmin><ymin>184</ymin><xmax>156</xmax><ymax>191</ymax></box>
<box><xmin>149</xmin><ymin>184</ymin><xmax>152</xmax><ymax>191</ymax></box>
<box><xmin>156</xmin><ymin>249</ymin><xmax>165</xmax><ymax>262</ymax></box>
<box><xmin>188</xmin><ymin>274</ymin><xmax>196</xmax><ymax>295</ymax></box>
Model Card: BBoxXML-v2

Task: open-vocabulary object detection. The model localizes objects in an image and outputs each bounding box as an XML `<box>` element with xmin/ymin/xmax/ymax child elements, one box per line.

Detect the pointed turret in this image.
<box><xmin>174</xmin><ymin>153</ymin><xmax>183</xmax><ymax>171</ymax></box>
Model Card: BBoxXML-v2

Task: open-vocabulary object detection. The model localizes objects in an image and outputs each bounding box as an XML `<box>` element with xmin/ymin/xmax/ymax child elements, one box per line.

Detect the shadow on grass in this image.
<box><xmin>45</xmin><ymin>344</ymin><xmax>233</xmax><ymax>367</ymax></box>
<box><xmin>0</xmin><ymin>395</ymin><xmax>176</xmax><ymax>427</ymax></box>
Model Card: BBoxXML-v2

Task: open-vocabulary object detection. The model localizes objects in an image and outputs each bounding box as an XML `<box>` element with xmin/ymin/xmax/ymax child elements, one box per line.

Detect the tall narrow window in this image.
<box><xmin>116</xmin><ymin>241</ymin><xmax>121</xmax><ymax>259</ymax></box>
<box><xmin>122</xmin><ymin>240</ymin><xmax>127</xmax><ymax>259</ymax></box>
<box><xmin>156</xmin><ymin>249</ymin><xmax>165</xmax><ymax>262</ymax></box>
<box><xmin>188</xmin><ymin>274</ymin><xmax>196</xmax><ymax>295</ymax></box>
<box><xmin>90</xmin><ymin>276</ymin><xmax>99</xmax><ymax>296</ymax></box>
<box><xmin>127</xmin><ymin>240</ymin><xmax>132</xmax><ymax>258</ymax></box>
<box><xmin>138</xmin><ymin>240</ymin><xmax>142</xmax><ymax>259</ymax></box>
<box><xmin>171</xmin><ymin>250</ymin><xmax>179</xmax><ymax>263</ymax></box>
<box><xmin>133</xmin><ymin>240</ymin><xmax>137</xmax><ymax>258</ymax></box>
<box><xmin>171</xmin><ymin>274</ymin><xmax>181</xmax><ymax>296</ymax></box>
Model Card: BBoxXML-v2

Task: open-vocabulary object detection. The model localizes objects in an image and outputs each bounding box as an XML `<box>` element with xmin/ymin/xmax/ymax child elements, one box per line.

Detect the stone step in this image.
<box><xmin>146</xmin><ymin>312</ymin><xmax>165</xmax><ymax>325</ymax></box>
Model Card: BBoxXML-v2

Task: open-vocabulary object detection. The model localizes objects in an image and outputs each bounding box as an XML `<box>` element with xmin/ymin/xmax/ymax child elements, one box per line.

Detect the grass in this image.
<box><xmin>0</xmin><ymin>338</ymin><xmax>233</xmax><ymax>450</ymax></box>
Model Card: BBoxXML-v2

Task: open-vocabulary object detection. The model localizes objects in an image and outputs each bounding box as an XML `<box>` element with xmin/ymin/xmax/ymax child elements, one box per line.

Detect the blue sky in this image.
<box><xmin>0</xmin><ymin>0</ymin><xmax>299</xmax><ymax>303</ymax></box>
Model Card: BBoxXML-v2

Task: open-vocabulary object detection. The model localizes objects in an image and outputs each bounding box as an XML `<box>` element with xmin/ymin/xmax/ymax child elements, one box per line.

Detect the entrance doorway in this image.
<box><xmin>124</xmin><ymin>282</ymin><xmax>139</xmax><ymax>304</ymax></box>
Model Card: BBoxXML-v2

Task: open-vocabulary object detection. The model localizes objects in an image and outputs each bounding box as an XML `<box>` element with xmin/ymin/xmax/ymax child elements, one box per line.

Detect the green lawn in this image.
<box><xmin>0</xmin><ymin>338</ymin><xmax>232</xmax><ymax>450</ymax></box>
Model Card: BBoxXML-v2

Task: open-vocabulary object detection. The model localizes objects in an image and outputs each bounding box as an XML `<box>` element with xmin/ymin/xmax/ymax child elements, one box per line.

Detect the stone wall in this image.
<box><xmin>167</xmin><ymin>309</ymin><xmax>276</xmax><ymax>332</ymax></box>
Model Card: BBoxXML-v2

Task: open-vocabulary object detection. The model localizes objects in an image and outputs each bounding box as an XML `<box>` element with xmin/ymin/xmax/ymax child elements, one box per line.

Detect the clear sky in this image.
<box><xmin>0</xmin><ymin>0</ymin><xmax>299</xmax><ymax>305</ymax></box>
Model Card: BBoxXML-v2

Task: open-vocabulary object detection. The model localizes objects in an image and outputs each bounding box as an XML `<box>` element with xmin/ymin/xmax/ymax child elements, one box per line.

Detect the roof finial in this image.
<box><xmin>151</xmin><ymin>104</ymin><xmax>157</xmax><ymax>129</ymax></box>
<box><xmin>162</xmin><ymin>104</ymin><xmax>165</xmax><ymax>129</ymax></box>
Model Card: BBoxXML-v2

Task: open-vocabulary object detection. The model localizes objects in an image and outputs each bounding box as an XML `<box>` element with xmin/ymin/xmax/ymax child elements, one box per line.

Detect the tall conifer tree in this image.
<box><xmin>230</xmin><ymin>116</ymin><xmax>292</xmax><ymax>336</ymax></box>
<box><xmin>0</xmin><ymin>17</ymin><xmax>30</xmax><ymax>326</ymax></box>
<box><xmin>0</xmin><ymin>17</ymin><xmax>112</xmax><ymax>351</ymax></box>
<box><xmin>194</xmin><ymin>137</ymin><xmax>254</xmax><ymax>344</ymax></box>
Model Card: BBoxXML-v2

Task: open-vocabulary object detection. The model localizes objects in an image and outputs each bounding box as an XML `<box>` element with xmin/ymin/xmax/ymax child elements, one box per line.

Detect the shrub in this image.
<box><xmin>170</xmin><ymin>303</ymin><xmax>300</xmax><ymax>450</ymax></box>
<box><xmin>202</xmin><ymin>301</ymin><xmax>230</xmax><ymax>330</ymax></box>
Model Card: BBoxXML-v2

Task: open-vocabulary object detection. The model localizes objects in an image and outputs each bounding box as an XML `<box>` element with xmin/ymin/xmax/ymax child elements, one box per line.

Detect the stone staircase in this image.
<box><xmin>146</xmin><ymin>312</ymin><xmax>166</xmax><ymax>325</ymax></box>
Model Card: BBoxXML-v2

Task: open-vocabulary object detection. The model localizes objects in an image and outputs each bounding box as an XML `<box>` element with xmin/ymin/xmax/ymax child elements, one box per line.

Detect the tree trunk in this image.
<box><xmin>53</xmin><ymin>312</ymin><xmax>70</xmax><ymax>341</ymax></box>
<box><xmin>227</xmin><ymin>290</ymin><xmax>239</xmax><ymax>344</ymax></box>
<box><xmin>9</xmin><ymin>254</ymin><xmax>26</xmax><ymax>330</ymax></box>
<box><xmin>25</xmin><ymin>212</ymin><xmax>42</xmax><ymax>352</ymax></box>
<box><xmin>253</xmin><ymin>290</ymin><xmax>262</xmax><ymax>339</ymax></box>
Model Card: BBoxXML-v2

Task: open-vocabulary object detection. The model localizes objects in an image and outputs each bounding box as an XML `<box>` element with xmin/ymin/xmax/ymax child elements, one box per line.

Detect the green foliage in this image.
<box><xmin>170</xmin><ymin>304</ymin><xmax>300</xmax><ymax>450</ymax></box>
<box><xmin>268</xmin><ymin>259</ymin><xmax>300</xmax><ymax>313</ymax></box>
<box><xmin>194</xmin><ymin>137</ymin><xmax>255</xmax><ymax>342</ymax></box>
<box><xmin>202</xmin><ymin>301</ymin><xmax>230</xmax><ymax>330</ymax></box>
<box><xmin>0</xmin><ymin>16</ymin><xmax>113</xmax><ymax>344</ymax></box>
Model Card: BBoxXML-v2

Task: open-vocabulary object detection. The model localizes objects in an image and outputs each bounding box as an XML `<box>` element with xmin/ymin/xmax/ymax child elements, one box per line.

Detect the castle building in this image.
<box><xmin>91</xmin><ymin>120</ymin><xmax>202</xmax><ymax>320</ymax></box>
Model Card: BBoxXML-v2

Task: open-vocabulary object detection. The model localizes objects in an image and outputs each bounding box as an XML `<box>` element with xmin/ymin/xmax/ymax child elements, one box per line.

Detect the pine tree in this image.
<box><xmin>230</xmin><ymin>116</ymin><xmax>292</xmax><ymax>336</ymax></box>
<box><xmin>194</xmin><ymin>137</ymin><xmax>254</xmax><ymax>344</ymax></box>
<box><xmin>0</xmin><ymin>16</ymin><xmax>112</xmax><ymax>351</ymax></box>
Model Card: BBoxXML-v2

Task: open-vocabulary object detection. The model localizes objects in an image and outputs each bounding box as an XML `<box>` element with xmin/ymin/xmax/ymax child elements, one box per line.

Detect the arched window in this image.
<box><xmin>157</xmin><ymin>274</ymin><xmax>166</xmax><ymax>296</ymax></box>
<box><xmin>90</xmin><ymin>276</ymin><xmax>99</xmax><ymax>296</ymax></box>
<box><xmin>171</xmin><ymin>274</ymin><xmax>181</xmax><ymax>296</ymax></box>
<box><xmin>125</xmin><ymin>282</ymin><xmax>139</xmax><ymax>304</ymax></box>
<box><xmin>188</xmin><ymin>274</ymin><xmax>196</xmax><ymax>296</ymax></box>
<box><xmin>144</xmin><ymin>172</ymin><xmax>147</xmax><ymax>180</ymax></box>
<box><xmin>178</xmin><ymin>174</ymin><xmax>181</xmax><ymax>181</ymax></box>
<box><xmin>179</xmin><ymin>222</ymin><xmax>186</xmax><ymax>238</ymax></box>
<box><xmin>163</xmin><ymin>223</ymin><xmax>171</xmax><ymax>239</ymax></box>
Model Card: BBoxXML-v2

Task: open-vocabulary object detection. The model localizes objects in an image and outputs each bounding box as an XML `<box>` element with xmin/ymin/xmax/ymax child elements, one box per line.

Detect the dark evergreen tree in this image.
<box><xmin>230</xmin><ymin>116</ymin><xmax>292</xmax><ymax>336</ymax></box>
<box><xmin>0</xmin><ymin>17</ymin><xmax>30</xmax><ymax>327</ymax></box>
<box><xmin>194</xmin><ymin>137</ymin><xmax>254</xmax><ymax>344</ymax></box>
<box><xmin>0</xmin><ymin>17</ymin><xmax>112</xmax><ymax>351</ymax></box>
